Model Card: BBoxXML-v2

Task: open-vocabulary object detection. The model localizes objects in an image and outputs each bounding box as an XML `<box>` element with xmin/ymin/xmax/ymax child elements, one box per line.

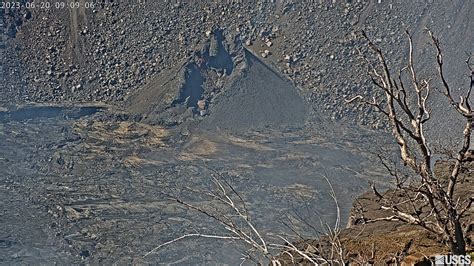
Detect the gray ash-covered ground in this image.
<box><xmin>0</xmin><ymin>0</ymin><xmax>472</xmax><ymax>264</ymax></box>
<box><xmin>0</xmin><ymin>107</ymin><xmax>389</xmax><ymax>264</ymax></box>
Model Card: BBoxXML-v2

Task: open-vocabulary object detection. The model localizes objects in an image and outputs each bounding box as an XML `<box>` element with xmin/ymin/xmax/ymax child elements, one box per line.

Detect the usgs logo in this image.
<box><xmin>434</xmin><ymin>254</ymin><xmax>471</xmax><ymax>265</ymax></box>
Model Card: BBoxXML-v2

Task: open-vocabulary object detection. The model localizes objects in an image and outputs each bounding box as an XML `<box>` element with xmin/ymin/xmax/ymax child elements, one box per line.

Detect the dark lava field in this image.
<box><xmin>0</xmin><ymin>104</ymin><xmax>391</xmax><ymax>264</ymax></box>
<box><xmin>0</xmin><ymin>0</ymin><xmax>472</xmax><ymax>264</ymax></box>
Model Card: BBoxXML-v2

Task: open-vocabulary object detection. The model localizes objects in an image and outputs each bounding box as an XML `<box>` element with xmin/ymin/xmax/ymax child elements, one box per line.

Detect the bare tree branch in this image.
<box><xmin>349</xmin><ymin>29</ymin><xmax>472</xmax><ymax>255</ymax></box>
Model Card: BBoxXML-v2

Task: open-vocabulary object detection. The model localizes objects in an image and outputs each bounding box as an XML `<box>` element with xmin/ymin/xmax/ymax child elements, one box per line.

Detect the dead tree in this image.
<box><xmin>144</xmin><ymin>167</ymin><xmax>346</xmax><ymax>265</ymax></box>
<box><xmin>347</xmin><ymin>29</ymin><xmax>473</xmax><ymax>255</ymax></box>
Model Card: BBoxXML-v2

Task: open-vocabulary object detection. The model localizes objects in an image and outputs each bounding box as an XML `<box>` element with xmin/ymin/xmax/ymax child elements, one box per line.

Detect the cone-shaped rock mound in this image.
<box><xmin>125</xmin><ymin>46</ymin><xmax>308</xmax><ymax>130</ymax></box>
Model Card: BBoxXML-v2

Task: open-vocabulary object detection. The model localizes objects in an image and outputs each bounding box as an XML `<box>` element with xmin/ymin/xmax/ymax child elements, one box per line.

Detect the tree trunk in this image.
<box><xmin>451</xmin><ymin>220</ymin><xmax>466</xmax><ymax>255</ymax></box>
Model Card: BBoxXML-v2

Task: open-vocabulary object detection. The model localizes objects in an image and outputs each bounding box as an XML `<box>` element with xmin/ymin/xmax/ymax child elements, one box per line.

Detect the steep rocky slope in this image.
<box><xmin>2</xmin><ymin>1</ymin><xmax>472</xmax><ymax>128</ymax></box>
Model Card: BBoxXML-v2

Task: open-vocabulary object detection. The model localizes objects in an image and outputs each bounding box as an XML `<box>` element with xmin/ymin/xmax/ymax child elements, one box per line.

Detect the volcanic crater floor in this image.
<box><xmin>0</xmin><ymin>106</ymin><xmax>391</xmax><ymax>264</ymax></box>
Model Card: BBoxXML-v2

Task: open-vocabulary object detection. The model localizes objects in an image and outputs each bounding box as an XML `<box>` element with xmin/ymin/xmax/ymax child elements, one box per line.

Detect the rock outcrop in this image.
<box><xmin>277</xmin><ymin>155</ymin><xmax>474</xmax><ymax>265</ymax></box>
